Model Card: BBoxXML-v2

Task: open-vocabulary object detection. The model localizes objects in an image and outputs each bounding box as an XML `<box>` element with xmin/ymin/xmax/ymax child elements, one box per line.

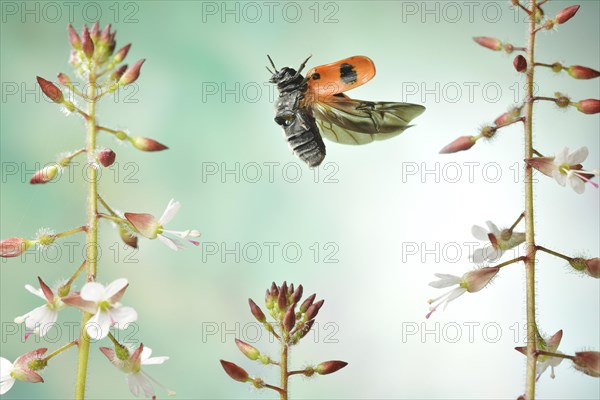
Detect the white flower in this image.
<box><xmin>516</xmin><ymin>330</ymin><xmax>564</xmax><ymax>380</ymax></box>
<box><xmin>0</xmin><ymin>349</ymin><xmax>47</xmax><ymax>395</ymax></box>
<box><xmin>100</xmin><ymin>343</ymin><xmax>174</xmax><ymax>398</ymax></box>
<box><xmin>0</xmin><ymin>357</ymin><xmax>15</xmax><ymax>395</ymax></box>
<box><xmin>14</xmin><ymin>278</ymin><xmax>65</xmax><ymax>339</ymax></box>
<box><xmin>62</xmin><ymin>278</ymin><xmax>137</xmax><ymax>340</ymax></box>
<box><xmin>125</xmin><ymin>199</ymin><xmax>201</xmax><ymax>251</ymax></box>
<box><xmin>471</xmin><ymin>221</ymin><xmax>525</xmax><ymax>264</ymax></box>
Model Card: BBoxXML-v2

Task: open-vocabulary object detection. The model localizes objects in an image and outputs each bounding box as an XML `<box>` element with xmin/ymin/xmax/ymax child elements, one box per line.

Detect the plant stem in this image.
<box><xmin>280</xmin><ymin>342</ymin><xmax>289</xmax><ymax>400</ymax></box>
<box><xmin>509</xmin><ymin>212</ymin><xmax>525</xmax><ymax>233</ymax></box>
<box><xmin>74</xmin><ymin>71</ymin><xmax>98</xmax><ymax>400</ymax></box>
<box><xmin>524</xmin><ymin>1</ymin><xmax>538</xmax><ymax>398</ymax></box>
<box><xmin>536</xmin><ymin>350</ymin><xmax>575</xmax><ymax>361</ymax></box>
<box><xmin>44</xmin><ymin>340</ymin><xmax>79</xmax><ymax>361</ymax></box>
<box><xmin>536</xmin><ymin>246</ymin><xmax>573</xmax><ymax>262</ymax></box>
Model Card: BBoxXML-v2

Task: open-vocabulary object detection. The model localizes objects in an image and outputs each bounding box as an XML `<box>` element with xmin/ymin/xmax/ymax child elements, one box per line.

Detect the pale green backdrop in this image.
<box><xmin>1</xmin><ymin>1</ymin><xmax>599</xmax><ymax>399</ymax></box>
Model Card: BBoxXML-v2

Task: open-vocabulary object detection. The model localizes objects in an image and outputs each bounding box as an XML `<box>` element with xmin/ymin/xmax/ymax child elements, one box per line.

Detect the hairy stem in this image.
<box><xmin>280</xmin><ymin>341</ymin><xmax>289</xmax><ymax>400</ymax></box>
<box><xmin>524</xmin><ymin>1</ymin><xmax>538</xmax><ymax>398</ymax></box>
<box><xmin>74</xmin><ymin>72</ymin><xmax>98</xmax><ymax>400</ymax></box>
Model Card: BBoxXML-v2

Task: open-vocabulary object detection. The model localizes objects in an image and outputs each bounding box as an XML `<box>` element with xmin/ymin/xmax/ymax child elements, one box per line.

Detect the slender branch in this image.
<box><xmin>43</xmin><ymin>340</ymin><xmax>79</xmax><ymax>361</ymax></box>
<box><xmin>532</xmin><ymin>149</ymin><xmax>544</xmax><ymax>157</ymax></box>
<box><xmin>280</xmin><ymin>342</ymin><xmax>289</xmax><ymax>400</ymax></box>
<box><xmin>97</xmin><ymin>194</ymin><xmax>119</xmax><ymax>216</ymax></box>
<box><xmin>509</xmin><ymin>212</ymin><xmax>525</xmax><ymax>233</ymax></box>
<box><xmin>524</xmin><ymin>1</ymin><xmax>539</xmax><ymax>398</ymax></box>
<box><xmin>288</xmin><ymin>370</ymin><xmax>306</xmax><ymax>377</ymax></box>
<box><xmin>532</xmin><ymin>96</ymin><xmax>558</xmax><ymax>102</ymax></box>
<box><xmin>536</xmin><ymin>350</ymin><xmax>575</xmax><ymax>361</ymax></box>
<box><xmin>264</xmin><ymin>384</ymin><xmax>286</xmax><ymax>396</ymax></box>
<box><xmin>534</xmin><ymin>62</ymin><xmax>555</xmax><ymax>68</ymax></box>
<box><xmin>63</xmin><ymin>260</ymin><xmax>87</xmax><ymax>290</ymax></box>
<box><xmin>495</xmin><ymin>256</ymin><xmax>526</xmax><ymax>269</ymax></box>
<box><xmin>514</xmin><ymin>1</ymin><xmax>531</xmax><ymax>15</ymax></box>
<box><xmin>98</xmin><ymin>213</ymin><xmax>127</xmax><ymax>224</ymax></box>
<box><xmin>535</xmin><ymin>246</ymin><xmax>573</xmax><ymax>262</ymax></box>
<box><xmin>54</xmin><ymin>226</ymin><xmax>87</xmax><ymax>238</ymax></box>
<box><xmin>496</xmin><ymin>116</ymin><xmax>526</xmax><ymax>130</ymax></box>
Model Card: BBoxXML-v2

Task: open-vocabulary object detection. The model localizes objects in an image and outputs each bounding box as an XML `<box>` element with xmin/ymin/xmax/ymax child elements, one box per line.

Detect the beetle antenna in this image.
<box><xmin>266</xmin><ymin>66</ymin><xmax>274</xmax><ymax>74</ymax></box>
<box><xmin>267</xmin><ymin>55</ymin><xmax>278</xmax><ymax>73</ymax></box>
<box><xmin>297</xmin><ymin>55</ymin><xmax>312</xmax><ymax>74</ymax></box>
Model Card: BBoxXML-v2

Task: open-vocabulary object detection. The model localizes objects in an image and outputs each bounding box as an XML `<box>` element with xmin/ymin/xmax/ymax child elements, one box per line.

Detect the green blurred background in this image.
<box><xmin>1</xmin><ymin>1</ymin><xmax>598</xmax><ymax>398</ymax></box>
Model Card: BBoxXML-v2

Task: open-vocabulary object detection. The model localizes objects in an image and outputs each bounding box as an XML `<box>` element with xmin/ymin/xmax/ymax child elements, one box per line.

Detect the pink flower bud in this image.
<box><xmin>525</xmin><ymin>156</ymin><xmax>554</xmax><ymax>178</ymax></box>
<box><xmin>555</xmin><ymin>5</ymin><xmax>580</xmax><ymax>24</ymax></box>
<box><xmin>248</xmin><ymin>298</ymin><xmax>266</xmax><ymax>323</ymax></box>
<box><xmin>235</xmin><ymin>339</ymin><xmax>260</xmax><ymax>360</ymax></box>
<box><xmin>124</xmin><ymin>213</ymin><xmax>159</xmax><ymax>239</ymax></box>
<box><xmin>300</xmin><ymin>293</ymin><xmax>316</xmax><ymax>313</ymax></box>
<box><xmin>0</xmin><ymin>237</ymin><xmax>31</xmax><ymax>258</ymax></box>
<box><xmin>576</xmin><ymin>99</ymin><xmax>600</xmax><ymax>114</ymax></box>
<box><xmin>114</xmin><ymin>43</ymin><xmax>131</xmax><ymax>63</ymax></box>
<box><xmin>30</xmin><ymin>165</ymin><xmax>59</xmax><ymax>184</ymax></box>
<box><xmin>220</xmin><ymin>360</ymin><xmax>250</xmax><ymax>382</ymax></box>
<box><xmin>283</xmin><ymin>303</ymin><xmax>296</xmax><ymax>332</ymax></box>
<box><xmin>67</xmin><ymin>24</ymin><xmax>81</xmax><ymax>49</ymax></box>
<box><xmin>278</xmin><ymin>283</ymin><xmax>288</xmax><ymax>309</ymax></box>
<box><xmin>573</xmin><ymin>351</ymin><xmax>600</xmax><ymax>377</ymax></box>
<box><xmin>291</xmin><ymin>284</ymin><xmax>303</xmax><ymax>303</ymax></box>
<box><xmin>81</xmin><ymin>25</ymin><xmax>94</xmax><ymax>58</ymax></box>
<box><xmin>584</xmin><ymin>257</ymin><xmax>600</xmax><ymax>278</ymax></box>
<box><xmin>315</xmin><ymin>360</ymin><xmax>348</xmax><ymax>375</ymax></box>
<box><xmin>90</xmin><ymin>21</ymin><xmax>100</xmax><ymax>41</ymax></box>
<box><xmin>57</xmin><ymin>73</ymin><xmax>71</xmax><ymax>86</ymax></box>
<box><xmin>299</xmin><ymin>319</ymin><xmax>315</xmax><ymax>338</ymax></box>
<box><xmin>36</xmin><ymin>76</ymin><xmax>63</xmax><ymax>103</ymax></box>
<box><xmin>567</xmin><ymin>65</ymin><xmax>600</xmax><ymax>80</ymax></box>
<box><xmin>110</xmin><ymin>64</ymin><xmax>128</xmax><ymax>81</ymax></box>
<box><xmin>473</xmin><ymin>36</ymin><xmax>502</xmax><ymax>51</ymax></box>
<box><xmin>463</xmin><ymin>267</ymin><xmax>499</xmax><ymax>293</ymax></box>
<box><xmin>305</xmin><ymin>299</ymin><xmax>324</xmax><ymax>320</ymax></box>
<box><xmin>118</xmin><ymin>59</ymin><xmax>145</xmax><ymax>85</ymax></box>
<box><xmin>494</xmin><ymin>106</ymin><xmax>523</xmax><ymax>126</ymax></box>
<box><xmin>513</xmin><ymin>55</ymin><xmax>527</xmax><ymax>72</ymax></box>
<box><xmin>97</xmin><ymin>148</ymin><xmax>116</xmax><ymax>167</ymax></box>
<box><xmin>439</xmin><ymin>136</ymin><xmax>477</xmax><ymax>154</ymax></box>
<box><xmin>129</xmin><ymin>136</ymin><xmax>168</xmax><ymax>152</ymax></box>
<box><xmin>100</xmin><ymin>24</ymin><xmax>112</xmax><ymax>43</ymax></box>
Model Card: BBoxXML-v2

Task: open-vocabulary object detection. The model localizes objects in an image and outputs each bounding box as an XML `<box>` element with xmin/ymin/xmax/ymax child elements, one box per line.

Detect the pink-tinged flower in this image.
<box><xmin>30</xmin><ymin>164</ymin><xmax>60</xmax><ymax>184</ymax></box>
<box><xmin>516</xmin><ymin>330</ymin><xmax>564</xmax><ymax>380</ymax></box>
<box><xmin>439</xmin><ymin>136</ymin><xmax>477</xmax><ymax>154</ymax></box>
<box><xmin>576</xmin><ymin>99</ymin><xmax>600</xmax><ymax>114</ymax></box>
<box><xmin>118</xmin><ymin>59</ymin><xmax>145</xmax><ymax>86</ymax></box>
<box><xmin>62</xmin><ymin>278</ymin><xmax>137</xmax><ymax>340</ymax></box>
<box><xmin>513</xmin><ymin>55</ymin><xmax>527</xmax><ymax>72</ymax></box>
<box><xmin>567</xmin><ymin>65</ymin><xmax>600</xmax><ymax>80</ymax></box>
<box><xmin>555</xmin><ymin>5</ymin><xmax>580</xmax><ymax>24</ymax></box>
<box><xmin>0</xmin><ymin>348</ymin><xmax>47</xmax><ymax>395</ymax></box>
<box><xmin>471</xmin><ymin>221</ymin><xmax>525</xmax><ymax>263</ymax></box>
<box><xmin>426</xmin><ymin>267</ymin><xmax>499</xmax><ymax>318</ymax></box>
<box><xmin>315</xmin><ymin>361</ymin><xmax>348</xmax><ymax>375</ymax></box>
<box><xmin>549</xmin><ymin>147</ymin><xmax>597</xmax><ymax>194</ymax></box>
<box><xmin>573</xmin><ymin>351</ymin><xmax>600</xmax><ymax>378</ymax></box>
<box><xmin>473</xmin><ymin>36</ymin><xmax>502</xmax><ymax>51</ymax></box>
<box><xmin>125</xmin><ymin>199</ymin><xmax>201</xmax><ymax>251</ymax></box>
<box><xmin>67</xmin><ymin>24</ymin><xmax>81</xmax><ymax>49</ymax></box>
<box><xmin>0</xmin><ymin>237</ymin><xmax>32</xmax><ymax>258</ymax></box>
<box><xmin>129</xmin><ymin>136</ymin><xmax>168</xmax><ymax>152</ymax></box>
<box><xmin>14</xmin><ymin>277</ymin><xmax>65</xmax><ymax>339</ymax></box>
<box><xmin>97</xmin><ymin>148</ymin><xmax>116</xmax><ymax>167</ymax></box>
<box><xmin>37</xmin><ymin>77</ymin><xmax>64</xmax><ymax>103</ymax></box>
<box><xmin>100</xmin><ymin>343</ymin><xmax>172</xmax><ymax>398</ymax></box>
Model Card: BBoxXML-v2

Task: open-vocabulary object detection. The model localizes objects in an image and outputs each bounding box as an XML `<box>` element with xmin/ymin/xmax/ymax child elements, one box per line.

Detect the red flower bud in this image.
<box><xmin>315</xmin><ymin>361</ymin><xmax>348</xmax><ymax>375</ymax></box>
<box><xmin>0</xmin><ymin>237</ymin><xmax>31</xmax><ymax>258</ymax></box>
<box><xmin>573</xmin><ymin>351</ymin><xmax>600</xmax><ymax>378</ymax></box>
<box><xmin>100</xmin><ymin>24</ymin><xmax>112</xmax><ymax>43</ymax></box>
<box><xmin>67</xmin><ymin>24</ymin><xmax>81</xmax><ymax>49</ymax></box>
<box><xmin>30</xmin><ymin>165</ymin><xmax>59</xmax><ymax>184</ymax></box>
<box><xmin>439</xmin><ymin>136</ymin><xmax>476</xmax><ymax>154</ymax></box>
<box><xmin>291</xmin><ymin>284</ymin><xmax>303</xmax><ymax>303</ymax></box>
<box><xmin>278</xmin><ymin>283</ymin><xmax>288</xmax><ymax>310</ymax></box>
<box><xmin>97</xmin><ymin>148</ymin><xmax>116</xmax><ymax>167</ymax></box>
<box><xmin>567</xmin><ymin>65</ymin><xmax>600</xmax><ymax>80</ymax></box>
<box><xmin>36</xmin><ymin>77</ymin><xmax>64</xmax><ymax>103</ymax></box>
<box><xmin>114</xmin><ymin>44</ymin><xmax>131</xmax><ymax>63</ymax></box>
<box><xmin>555</xmin><ymin>5</ymin><xmax>580</xmax><ymax>24</ymax></box>
<box><xmin>220</xmin><ymin>360</ymin><xmax>250</xmax><ymax>382</ymax></box>
<box><xmin>305</xmin><ymin>299</ymin><xmax>324</xmax><ymax>320</ymax></box>
<box><xmin>235</xmin><ymin>339</ymin><xmax>260</xmax><ymax>360</ymax></box>
<box><xmin>283</xmin><ymin>304</ymin><xmax>296</xmax><ymax>332</ymax></box>
<box><xmin>584</xmin><ymin>257</ymin><xmax>600</xmax><ymax>279</ymax></box>
<box><xmin>57</xmin><ymin>73</ymin><xmax>71</xmax><ymax>86</ymax></box>
<box><xmin>119</xmin><ymin>59</ymin><xmax>145</xmax><ymax>85</ymax></box>
<box><xmin>81</xmin><ymin>25</ymin><xmax>94</xmax><ymax>58</ymax></box>
<box><xmin>299</xmin><ymin>319</ymin><xmax>315</xmax><ymax>338</ymax></box>
<box><xmin>513</xmin><ymin>55</ymin><xmax>527</xmax><ymax>72</ymax></box>
<box><xmin>576</xmin><ymin>99</ymin><xmax>600</xmax><ymax>114</ymax></box>
<box><xmin>248</xmin><ymin>298</ymin><xmax>266</xmax><ymax>323</ymax></box>
<box><xmin>110</xmin><ymin>64</ymin><xmax>128</xmax><ymax>81</ymax></box>
<box><xmin>90</xmin><ymin>21</ymin><xmax>100</xmax><ymax>41</ymax></box>
<box><xmin>473</xmin><ymin>36</ymin><xmax>502</xmax><ymax>51</ymax></box>
<box><xmin>300</xmin><ymin>293</ymin><xmax>316</xmax><ymax>313</ymax></box>
<box><xmin>129</xmin><ymin>136</ymin><xmax>168</xmax><ymax>152</ymax></box>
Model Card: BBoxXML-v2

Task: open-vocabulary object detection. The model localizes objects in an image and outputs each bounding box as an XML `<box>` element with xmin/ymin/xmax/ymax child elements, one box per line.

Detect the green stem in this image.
<box><xmin>524</xmin><ymin>1</ymin><xmax>538</xmax><ymax>398</ymax></box>
<box><xmin>536</xmin><ymin>350</ymin><xmax>575</xmax><ymax>361</ymax></box>
<box><xmin>55</xmin><ymin>226</ymin><xmax>87</xmax><ymax>238</ymax></box>
<box><xmin>74</xmin><ymin>69</ymin><xmax>98</xmax><ymax>400</ymax></box>
<box><xmin>535</xmin><ymin>246</ymin><xmax>573</xmax><ymax>262</ymax></box>
<box><xmin>44</xmin><ymin>340</ymin><xmax>79</xmax><ymax>361</ymax></box>
<box><xmin>508</xmin><ymin>212</ymin><xmax>525</xmax><ymax>233</ymax></box>
<box><xmin>280</xmin><ymin>341</ymin><xmax>288</xmax><ymax>400</ymax></box>
<box><xmin>495</xmin><ymin>256</ymin><xmax>526</xmax><ymax>269</ymax></box>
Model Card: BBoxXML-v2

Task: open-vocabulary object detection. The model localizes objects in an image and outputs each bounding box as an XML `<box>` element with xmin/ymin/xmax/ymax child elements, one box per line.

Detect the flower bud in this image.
<box><xmin>567</xmin><ymin>65</ymin><xmax>600</xmax><ymax>80</ymax></box>
<box><xmin>463</xmin><ymin>267</ymin><xmax>499</xmax><ymax>293</ymax></box>
<box><xmin>575</xmin><ymin>99</ymin><xmax>600</xmax><ymax>114</ymax></box>
<box><xmin>555</xmin><ymin>5</ymin><xmax>580</xmax><ymax>24</ymax></box>
<box><xmin>248</xmin><ymin>298</ymin><xmax>266</xmax><ymax>323</ymax></box>
<box><xmin>67</xmin><ymin>24</ymin><xmax>81</xmax><ymax>49</ymax></box>
<box><xmin>110</xmin><ymin>64</ymin><xmax>128</xmax><ymax>81</ymax></box>
<box><xmin>439</xmin><ymin>136</ymin><xmax>477</xmax><ymax>154</ymax></box>
<box><xmin>119</xmin><ymin>225</ymin><xmax>138</xmax><ymax>249</ymax></box>
<box><xmin>129</xmin><ymin>136</ymin><xmax>168</xmax><ymax>152</ymax></box>
<box><xmin>292</xmin><ymin>284</ymin><xmax>303</xmax><ymax>303</ymax></box>
<box><xmin>526</xmin><ymin>156</ymin><xmax>554</xmax><ymax>177</ymax></box>
<box><xmin>97</xmin><ymin>148</ymin><xmax>116</xmax><ymax>167</ymax></box>
<box><xmin>278</xmin><ymin>283</ymin><xmax>288</xmax><ymax>310</ymax></box>
<box><xmin>118</xmin><ymin>59</ymin><xmax>145</xmax><ymax>86</ymax></box>
<box><xmin>573</xmin><ymin>351</ymin><xmax>600</xmax><ymax>378</ymax></box>
<box><xmin>0</xmin><ymin>237</ymin><xmax>32</xmax><ymax>258</ymax></box>
<box><xmin>114</xmin><ymin>43</ymin><xmax>131</xmax><ymax>63</ymax></box>
<box><xmin>57</xmin><ymin>73</ymin><xmax>72</xmax><ymax>87</ymax></box>
<box><xmin>300</xmin><ymin>293</ymin><xmax>316</xmax><ymax>313</ymax></box>
<box><xmin>315</xmin><ymin>361</ymin><xmax>348</xmax><ymax>375</ymax></box>
<box><xmin>220</xmin><ymin>360</ymin><xmax>250</xmax><ymax>382</ymax></box>
<box><xmin>583</xmin><ymin>257</ymin><xmax>599</xmax><ymax>278</ymax></box>
<box><xmin>513</xmin><ymin>55</ymin><xmax>527</xmax><ymax>72</ymax></box>
<box><xmin>473</xmin><ymin>36</ymin><xmax>502</xmax><ymax>51</ymax></box>
<box><xmin>81</xmin><ymin>25</ymin><xmax>94</xmax><ymax>59</ymax></box>
<box><xmin>299</xmin><ymin>319</ymin><xmax>315</xmax><ymax>338</ymax></box>
<box><xmin>37</xmin><ymin>76</ymin><xmax>64</xmax><ymax>103</ymax></box>
<box><xmin>90</xmin><ymin>21</ymin><xmax>100</xmax><ymax>41</ymax></box>
<box><xmin>235</xmin><ymin>339</ymin><xmax>260</xmax><ymax>360</ymax></box>
<box><xmin>30</xmin><ymin>165</ymin><xmax>59</xmax><ymax>184</ymax></box>
<box><xmin>100</xmin><ymin>24</ymin><xmax>112</xmax><ymax>43</ymax></box>
<box><xmin>283</xmin><ymin>303</ymin><xmax>296</xmax><ymax>332</ymax></box>
<box><xmin>305</xmin><ymin>299</ymin><xmax>324</xmax><ymax>320</ymax></box>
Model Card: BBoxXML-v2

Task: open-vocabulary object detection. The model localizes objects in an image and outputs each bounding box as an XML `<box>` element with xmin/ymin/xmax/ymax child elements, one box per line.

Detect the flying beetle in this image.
<box><xmin>267</xmin><ymin>55</ymin><xmax>425</xmax><ymax>167</ymax></box>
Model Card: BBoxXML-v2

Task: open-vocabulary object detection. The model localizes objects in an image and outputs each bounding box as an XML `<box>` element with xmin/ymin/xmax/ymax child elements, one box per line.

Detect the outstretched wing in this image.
<box><xmin>311</xmin><ymin>95</ymin><xmax>425</xmax><ymax>145</ymax></box>
<box><xmin>306</xmin><ymin>56</ymin><xmax>376</xmax><ymax>97</ymax></box>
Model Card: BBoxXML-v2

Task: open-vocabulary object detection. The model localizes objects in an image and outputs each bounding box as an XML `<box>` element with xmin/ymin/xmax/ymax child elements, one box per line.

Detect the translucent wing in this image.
<box><xmin>311</xmin><ymin>95</ymin><xmax>425</xmax><ymax>145</ymax></box>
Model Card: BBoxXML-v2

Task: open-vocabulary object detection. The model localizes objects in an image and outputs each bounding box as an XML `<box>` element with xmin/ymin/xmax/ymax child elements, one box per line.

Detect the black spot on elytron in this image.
<box><xmin>312</xmin><ymin>73</ymin><xmax>321</xmax><ymax>80</ymax></box>
<box><xmin>339</xmin><ymin>63</ymin><xmax>357</xmax><ymax>84</ymax></box>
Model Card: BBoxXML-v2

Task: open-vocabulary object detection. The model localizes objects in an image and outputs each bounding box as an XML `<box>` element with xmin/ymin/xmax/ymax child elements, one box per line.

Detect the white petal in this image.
<box><xmin>566</xmin><ymin>146</ymin><xmax>588</xmax><ymax>165</ymax></box>
<box><xmin>104</xmin><ymin>278</ymin><xmax>129</xmax><ymax>300</ymax></box>
<box><xmin>141</xmin><ymin>347</ymin><xmax>153</xmax><ymax>362</ymax></box>
<box><xmin>157</xmin><ymin>234</ymin><xmax>180</xmax><ymax>251</ymax></box>
<box><xmin>429</xmin><ymin>274</ymin><xmax>461</xmax><ymax>288</ymax></box>
<box><xmin>567</xmin><ymin>174</ymin><xmax>586</xmax><ymax>194</ymax></box>
<box><xmin>81</xmin><ymin>282</ymin><xmax>106</xmax><ymax>302</ymax></box>
<box><xmin>442</xmin><ymin>288</ymin><xmax>467</xmax><ymax>310</ymax></box>
<box><xmin>471</xmin><ymin>248</ymin><xmax>487</xmax><ymax>264</ymax></box>
<box><xmin>142</xmin><ymin>356</ymin><xmax>169</xmax><ymax>366</ymax></box>
<box><xmin>127</xmin><ymin>372</ymin><xmax>155</xmax><ymax>398</ymax></box>
<box><xmin>0</xmin><ymin>376</ymin><xmax>15</xmax><ymax>396</ymax></box>
<box><xmin>471</xmin><ymin>225</ymin><xmax>489</xmax><ymax>240</ymax></box>
<box><xmin>109</xmin><ymin>306</ymin><xmax>138</xmax><ymax>329</ymax></box>
<box><xmin>548</xmin><ymin>355</ymin><xmax>564</xmax><ymax>367</ymax></box>
<box><xmin>485</xmin><ymin>248</ymin><xmax>504</xmax><ymax>262</ymax></box>
<box><xmin>485</xmin><ymin>221</ymin><xmax>500</xmax><ymax>235</ymax></box>
<box><xmin>24</xmin><ymin>285</ymin><xmax>46</xmax><ymax>301</ymax></box>
<box><xmin>554</xmin><ymin>147</ymin><xmax>569</xmax><ymax>164</ymax></box>
<box><xmin>159</xmin><ymin>199</ymin><xmax>180</xmax><ymax>225</ymax></box>
<box><xmin>86</xmin><ymin>310</ymin><xmax>111</xmax><ymax>340</ymax></box>
<box><xmin>24</xmin><ymin>305</ymin><xmax>58</xmax><ymax>333</ymax></box>
<box><xmin>0</xmin><ymin>358</ymin><xmax>16</xmax><ymax>395</ymax></box>
<box><xmin>552</xmin><ymin>170</ymin><xmax>567</xmax><ymax>186</ymax></box>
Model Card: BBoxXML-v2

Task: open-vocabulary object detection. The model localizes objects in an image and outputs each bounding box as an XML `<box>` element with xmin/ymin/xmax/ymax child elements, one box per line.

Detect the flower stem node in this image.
<box><xmin>554</xmin><ymin>93</ymin><xmax>571</xmax><ymax>108</ymax></box>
